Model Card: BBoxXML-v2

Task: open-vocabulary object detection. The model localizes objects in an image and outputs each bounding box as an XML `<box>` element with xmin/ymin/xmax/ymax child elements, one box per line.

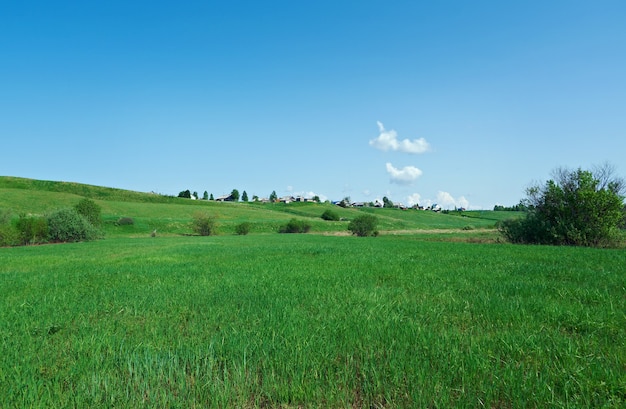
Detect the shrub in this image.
<box><xmin>499</xmin><ymin>165</ymin><xmax>625</xmax><ymax>247</ymax></box>
<box><xmin>348</xmin><ymin>214</ymin><xmax>379</xmax><ymax>237</ymax></box>
<box><xmin>192</xmin><ymin>213</ymin><xmax>217</xmax><ymax>236</ymax></box>
<box><xmin>321</xmin><ymin>209</ymin><xmax>340</xmax><ymax>221</ymax></box>
<box><xmin>235</xmin><ymin>222</ymin><xmax>252</xmax><ymax>235</ymax></box>
<box><xmin>116</xmin><ymin>217</ymin><xmax>135</xmax><ymax>226</ymax></box>
<box><xmin>15</xmin><ymin>214</ymin><xmax>49</xmax><ymax>245</ymax></box>
<box><xmin>47</xmin><ymin>208</ymin><xmax>100</xmax><ymax>243</ymax></box>
<box><xmin>0</xmin><ymin>209</ymin><xmax>12</xmax><ymax>225</ymax></box>
<box><xmin>279</xmin><ymin>218</ymin><xmax>311</xmax><ymax>234</ymax></box>
<box><xmin>0</xmin><ymin>224</ymin><xmax>18</xmax><ymax>247</ymax></box>
<box><xmin>75</xmin><ymin>198</ymin><xmax>102</xmax><ymax>227</ymax></box>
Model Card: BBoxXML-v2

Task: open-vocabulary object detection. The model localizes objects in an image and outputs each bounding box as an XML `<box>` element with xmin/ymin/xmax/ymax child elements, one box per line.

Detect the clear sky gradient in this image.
<box><xmin>2</xmin><ymin>1</ymin><xmax>625</xmax><ymax>209</ymax></box>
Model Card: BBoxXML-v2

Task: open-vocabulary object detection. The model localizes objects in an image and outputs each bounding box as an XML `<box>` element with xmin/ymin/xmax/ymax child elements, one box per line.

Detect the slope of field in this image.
<box><xmin>1</xmin><ymin>235</ymin><xmax>624</xmax><ymax>407</ymax></box>
<box><xmin>0</xmin><ymin>176</ymin><xmax>520</xmax><ymax>236</ymax></box>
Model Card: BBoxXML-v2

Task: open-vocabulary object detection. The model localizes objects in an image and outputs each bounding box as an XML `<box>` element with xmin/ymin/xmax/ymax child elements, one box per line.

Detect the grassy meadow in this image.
<box><xmin>1</xmin><ymin>176</ymin><xmax>625</xmax><ymax>407</ymax></box>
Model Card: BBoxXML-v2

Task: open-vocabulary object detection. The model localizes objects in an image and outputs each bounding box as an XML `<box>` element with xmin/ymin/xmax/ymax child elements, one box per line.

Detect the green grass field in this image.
<box><xmin>1</xmin><ymin>176</ymin><xmax>625</xmax><ymax>407</ymax></box>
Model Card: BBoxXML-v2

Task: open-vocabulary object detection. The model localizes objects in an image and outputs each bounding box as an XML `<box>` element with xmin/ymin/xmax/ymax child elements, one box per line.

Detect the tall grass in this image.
<box><xmin>1</xmin><ymin>235</ymin><xmax>624</xmax><ymax>407</ymax></box>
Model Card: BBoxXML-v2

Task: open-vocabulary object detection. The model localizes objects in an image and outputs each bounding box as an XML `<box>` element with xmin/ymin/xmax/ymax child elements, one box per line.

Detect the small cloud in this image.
<box><xmin>407</xmin><ymin>193</ymin><xmax>422</xmax><ymax>206</ymax></box>
<box><xmin>436</xmin><ymin>191</ymin><xmax>470</xmax><ymax>209</ymax></box>
<box><xmin>386</xmin><ymin>163</ymin><xmax>423</xmax><ymax>185</ymax></box>
<box><xmin>370</xmin><ymin>121</ymin><xmax>430</xmax><ymax>154</ymax></box>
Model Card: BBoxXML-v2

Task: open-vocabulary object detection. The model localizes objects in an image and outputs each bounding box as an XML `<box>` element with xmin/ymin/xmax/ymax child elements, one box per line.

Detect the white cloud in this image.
<box><xmin>369</xmin><ymin>121</ymin><xmax>430</xmax><ymax>154</ymax></box>
<box><xmin>407</xmin><ymin>193</ymin><xmax>422</xmax><ymax>206</ymax></box>
<box><xmin>437</xmin><ymin>191</ymin><xmax>456</xmax><ymax>208</ymax></box>
<box><xmin>436</xmin><ymin>191</ymin><xmax>470</xmax><ymax>209</ymax></box>
<box><xmin>386</xmin><ymin>163</ymin><xmax>423</xmax><ymax>185</ymax></box>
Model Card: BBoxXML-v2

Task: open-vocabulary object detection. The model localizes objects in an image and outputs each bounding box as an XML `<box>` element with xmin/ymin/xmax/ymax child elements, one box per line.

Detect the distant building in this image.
<box><xmin>215</xmin><ymin>194</ymin><xmax>235</xmax><ymax>202</ymax></box>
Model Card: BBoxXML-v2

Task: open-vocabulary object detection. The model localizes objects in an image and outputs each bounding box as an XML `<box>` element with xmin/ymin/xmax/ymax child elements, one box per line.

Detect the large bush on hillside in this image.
<box><xmin>192</xmin><ymin>213</ymin><xmax>217</xmax><ymax>236</ymax></box>
<box><xmin>15</xmin><ymin>214</ymin><xmax>48</xmax><ymax>245</ymax></box>
<box><xmin>75</xmin><ymin>198</ymin><xmax>102</xmax><ymax>227</ymax></box>
<box><xmin>47</xmin><ymin>208</ymin><xmax>101</xmax><ymax>243</ymax></box>
<box><xmin>279</xmin><ymin>218</ymin><xmax>311</xmax><ymax>233</ymax></box>
<box><xmin>498</xmin><ymin>165</ymin><xmax>625</xmax><ymax>247</ymax></box>
<box><xmin>321</xmin><ymin>209</ymin><xmax>340</xmax><ymax>221</ymax></box>
<box><xmin>0</xmin><ymin>209</ymin><xmax>18</xmax><ymax>246</ymax></box>
<box><xmin>348</xmin><ymin>214</ymin><xmax>379</xmax><ymax>237</ymax></box>
<box><xmin>235</xmin><ymin>222</ymin><xmax>252</xmax><ymax>235</ymax></box>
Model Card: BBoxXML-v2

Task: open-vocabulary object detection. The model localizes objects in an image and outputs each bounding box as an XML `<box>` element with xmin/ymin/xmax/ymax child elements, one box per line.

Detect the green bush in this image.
<box><xmin>192</xmin><ymin>213</ymin><xmax>217</xmax><ymax>236</ymax></box>
<box><xmin>348</xmin><ymin>214</ymin><xmax>379</xmax><ymax>237</ymax></box>
<box><xmin>0</xmin><ymin>208</ymin><xmax>12</xmax><ymax>225</ymax></box>
<box><xmin>116</xmin><ymin>217</ymin><xmax>135</xmax><ymax>226</ymax></box>
<box><xmin>321</xmin><ymin>209</ymin><xmax>340</xmax><ymax>221</ymax></box>
<box><xmin>15</xmin><ymin>214</ymin><xmax>49</xmax><ymax>245</ymax></box>
<box><xmin>279</xmin><ymin>218</ymin><xmax>311</xmax><ymax>233</ymax></box>
<box><xmin>47</xmin><ymin>208</ymin><xmax>100</xmax><ymax>243</ymax></box>
<box><xmin>75</xmin><ymin>198</ymin><xmax>102</xmax><ymax>227</ymax></box>
<box><xmin>0</xmin><ymin>224</ymin><xmax>18</xmax><ymax>247</ymax></box>
<box><xmin>499</xmin><ymin>166</ymin><xmax>625</xmax><ymax>247</ymax></box>
<box><xmin>235</xmin><ymin>222</ymin><xmax>252</xmax><ymax>235</ymax></box>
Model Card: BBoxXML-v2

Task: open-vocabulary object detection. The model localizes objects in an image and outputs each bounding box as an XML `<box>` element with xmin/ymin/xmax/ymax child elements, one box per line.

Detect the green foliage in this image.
<box><xmin>241</xmin><ymin>191</ymin><xmax>248</xmax><ymax>202</ymax></box>
<box><xmin>348</xmin><ymin>214</ymin><xmax>379</xmax><ymax>237</ymax></box>
<box><xmin>0</xmin><ymin>210</ymin><xmax>18</xmax><ymax>246</ymax></box>
<box><xmin>0</xmin><ymin>208</ymin><xmax>12</xmax><ymax>225</ymax></box>
<box><xmin>269</xmin><ymin>190</ymin><xmax>278</xmax><ymax>202</ymax></box>
<box><xmin>209</xmin><ymin>193</ymin><xmax>214</xmax><ymax>201</ymax></box>
<box><xmin>493</xmin><ymin>201</ymin><xmax>529</xmax><ymax>212</ymax></box>
<box><xmin>75</xmin><ymin>198</ymin><xmax>102</xmax><ymax>227</ymax></box>
<box><xmin>192</xmin><ymin>213</ymin><xmax>217</xmax><ymax>236</ymax></box>
<box><xmin>47</xmin><ymin>208</ymin><xmax>100</xmax><ymax>243</ymax></box>
<box><xmin>278</xmin><ymin>218</ymin><xmax>311</xmax><ymax>233</ymax></box>
<box><xmin>230</xmin><ymin>189</ymin><xmax>240</xmax><ymax>202</ymax></box>
<box><xmin>116</xmin><ymin>217</ymin><xmax>134</xmax><ymax>226</ymax></box>
<box><xmin>178</xmin><ymin>190</ymin><xmax>191</xmax><ymax>198</ymax></box>
<box><xmin>15</xmin><ymin>214</ymin><xmax>49</xmax><ymax>245</ymax></box>
<box><xmin>235</xmin><ymin>222</ymin><xmax>251</xmax><ymax>235</ymax></box>
<box><xmin>499</xmin><ymin>166</ymin><xmax>625</xmax><ymax>247</ymax></box>
<box><xmin>0</xmin><ymin>224</ymin><xmax>18</xmax><ymax>246</ymax></box>
<box><xmin>321</xmin><ymin>209</ymin><xmax>340</xmax><ymax>221</ymax></box>
<box><xmin>382</xmin><ymin>196</ymin><xmax>394</xmax><ymax>208</ymax></box>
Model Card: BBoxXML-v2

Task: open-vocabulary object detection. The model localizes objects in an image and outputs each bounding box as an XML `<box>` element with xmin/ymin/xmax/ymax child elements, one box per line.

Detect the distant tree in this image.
<box><xmin>498</xmin><ymin>164</ymin><xmax>625</xmax><ymax>247</ymax></box>
<box><xmin>178</xmin><ymin>190</ymin><xmax>191</xmax><ymax>199</ymax></box>
<box><xmin>242</xmin><ymin>191</ymin><xmax>249</xmax><ymax>202</ymax></box>
<box><xmin>74</xmin><ymin>198</ymin><xmax>102</xmax><ymax>227</ymax></box>
<box><xmin>383</xmin><ymin>196</ymin><xmax>394</xmax><ymax>208</ymax></box>
<box><xmin>321</xmin><ymin>209</ymin><xmax>340</xmax><ymax>221</ymax></box>
<box><xmin>192</xmin><ymin>191</ymin><xmax>198</xmax><ymax>200</ymax></box>
<box><xmin>16</xmin><ymin>214</ymin><xmax>48</xmax><ymax>245</ymax></box>
<box><xmin>279</xmin><ymin>218</ymin><xmax>311</xmax><ymax>233</ymax></box>
<box><xmin>348</xmin><ymin>214</ymin><xmax>379</xmax><ymax>237</ymax></box>
<box><xmin>252</xmin><ymin>195</ymin><xmax>259</xmax><ymax>202</ymax></box>
<box><xmin>47</xmin><ymin>208</ymin><xmax>100</xmax><ymax>243</ymax></box>
<box><xmin>231</xmin><ymin>189</ymin><xmax>240</xmax><ymax>202</ymax></box>
<box><xmin>192</xmin><ymin>213</ymin><xmax>217</xmax><ymax>236</ymax></box>
<box><xmin>269</xmin><ymin>190</ymin><xmax>278</xmax><ymax>202</ymax></box>
<box><xmin>312</xmin><ymin>195</ymin><xmax>320</xmax><ymax>203</ymax></box>
<box><xmin>209</xmin><ymin>193</ymin><xmax>214</xmax><ymax>201</ymax></box>
<box><xmin>202</xmin><ymin>191</ymin><xmax>209</xmax><ymax>200</ymax></box>
<box><xmin>235</xmin><ymin>222</ymin><xmax>251</xmax><ymax>235</ymax></box>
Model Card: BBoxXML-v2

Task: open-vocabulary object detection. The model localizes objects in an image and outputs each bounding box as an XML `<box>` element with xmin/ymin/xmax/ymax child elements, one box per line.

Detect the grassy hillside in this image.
<box><xmin>0</xmin><ymin>176</ymin><xmax>521</xmax><ymax>237</ymax></box>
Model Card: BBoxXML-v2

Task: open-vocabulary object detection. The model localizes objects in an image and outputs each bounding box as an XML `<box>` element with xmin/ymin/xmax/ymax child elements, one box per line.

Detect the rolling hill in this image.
<box><xmin>0</xmin><ymin>176</ymin><xmax>519</xmax><ymax>237</ymax></box>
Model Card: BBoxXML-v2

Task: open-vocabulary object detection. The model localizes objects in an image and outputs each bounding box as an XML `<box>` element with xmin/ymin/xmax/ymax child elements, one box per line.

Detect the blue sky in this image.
<box><xmin>2</xmin><ymin>1</ymin><xmax>625</xmax><ymax>209</ymax></box>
